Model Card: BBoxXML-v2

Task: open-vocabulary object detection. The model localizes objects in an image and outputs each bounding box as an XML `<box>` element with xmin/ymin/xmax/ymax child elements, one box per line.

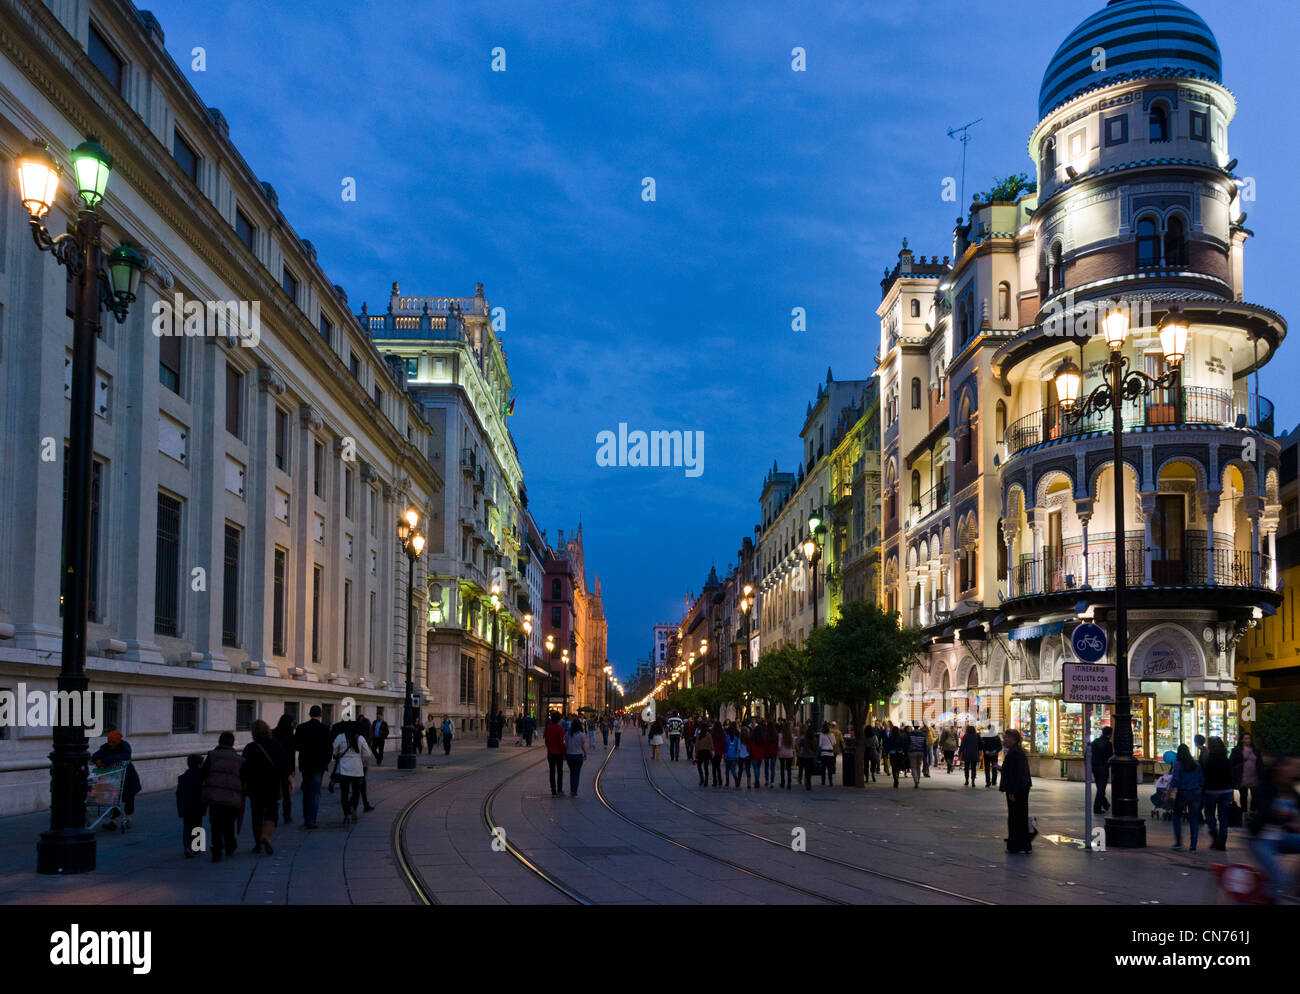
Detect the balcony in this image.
<box><xmin>1005</xmin><ymin>388</ymin><xmax>1274</xmax><ymax>458</ymax></box>
<box><xmin>1011</xmin><ymin>545</ymin><xmax>1270</xmax><ymax>598</ymax></box>
<box><xmin>905</xmin><ymin>481</ymin><xmax>949</xmax><ymax>529</ymax></box>
<box><xmin>460</xmin><ymin>449</ymin><xmax>476</xmax><ymax>476</ymax></box>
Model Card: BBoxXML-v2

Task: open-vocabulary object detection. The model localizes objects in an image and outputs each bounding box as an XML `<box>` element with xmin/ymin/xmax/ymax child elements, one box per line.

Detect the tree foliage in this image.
<box><xmin>978</xmin><ymin>172</ymin><xmax>1036</xmax><ymax>204</ymax></box>
<box><xmin>755</xmin><ymin>642</ymin><xmax>809</xmax><ymax>718</ymax></box>
<box><xmin>1254</xmin><ymin>702</ymin><xmax>1300</xmax><ymax>754</ymax></box>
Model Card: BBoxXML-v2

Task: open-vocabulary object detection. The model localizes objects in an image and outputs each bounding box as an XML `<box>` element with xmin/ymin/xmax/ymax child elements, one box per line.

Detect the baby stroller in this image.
<box><xmin>1149</xmin><ymin>771</ymin><xmax>1175</xmax><ymax>821</ymax></box>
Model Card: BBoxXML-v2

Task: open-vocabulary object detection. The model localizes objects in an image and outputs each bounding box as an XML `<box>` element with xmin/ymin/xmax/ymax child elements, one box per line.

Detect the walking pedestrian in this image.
<box><xmin>272</xmin><ymin>713</ymin><xmax>296</xmax><ymax>823</ymax></box>
<box><xmin>372</xmin><ymin>713</ymin><xmax>390</xmax><ymax>765</ymax></box>
<box><xmin>1246</xmin><ymin>754</ymin><xmax>1300</xmax><ymax>902</ymax></box>
<box><xmin>1090</xmin><ymin>725</ymin><xmax>1113</xmax><ymax>813</ymax></box>
<box><xmin>524</xmin><ymin>712</ymin><xmax>538</xmax><ymax>747</ymax></box>
<box><xmin>818</xmin><ymin>722</ymin><xmax>836</xmax><ymax>786</ymax></box>
<box><xmin>981</xmin><ymin>726</ymin><xmax>1001</xmax><ymax>787</ymax></box>
<box><xmin>684</xmin><ymin>717</ymin><xmax>695</xmax><ymax>762</ymax></box>
<box><xmin>747</xmin><ymin>720</ymin><xmax>763</xmax><ymax>787</ymax></box>
<box><xmin>565</xmin><ymin>717</ymin><xmax>589</xmax><ymax>796</ymax></box>
<box><xmin>293</xmin><ymin>705</ymin><xmax>332</xmax><ymax>828</ymax></box>
<box><xmin>960</xmin><ymin>724</ymin><xmax>981</xmax><ymax>787</ymax></box>
<box><xmin>940</xmin><ymin>725</ymin><xmax>958</xmax><ymax>773</ymax></box>
<box><xmin>91</xmin><ymin>730</ymin><xmax>140</xmax><ymax>830</ymax></box>
<box><xmin>862</xmin><ymin>723</ymin><xmax>880</xmax><ymax>783</ymax></box>
<box><xmin>200</xmin><ymin>732</ymin><xmax>244</xmax><ymax>862</ymax></box>
<box><xmin>907</xmin><ymin>724</ymin><xmax>927</xmax><ymax>788</ymax></box>
<box><xmin>888</xmin><ymin>724</ymin><xmax>908</xmax><ymax>788</ymax></box>
<box><xmin>649</xmin><ymin>718</ymin><xmax>665</xmax><ymax>760</ymax></box>
<box><xmin>241</xmin><ymin>719</ymin><xmax>292</xmax><ymax>854</ymax></box>
<box><xmin>695</xmin><ymin>724</ymin><xmax>713</xmax><ymax>786</ymax></box>
<box><xmin>710</xmin><ymin>720</ymin><xmax>725</xmax><ymax>786</ymax></box>
<box><xmin>797</xmin><ymin>723</ymin><xmax>819</xmax><ymax>791</ymax></box>
<box><xmin>1170</xmin><ymin>743</ymin><xmax>1204</xmax><ymax>852</ymax></box>
<box><xmin>923</xmin><ymin>721</ymin><xmax>935</xmax><ymax>777</ymax></box>
<box><xmin>1202</xmin><ymin>736</ymin><xmax>1234</xmax><ymax>851</ymax></box>
<box><xmin>1000</xmin><ymin>728</ymin><xmax>1034</xmax><ymax>854</ymax></box>
<box><xmin>1231</xmin><ymin>732</ymin><xmax>1263</xmax><ymax>814</ymax></box>
<box><xmin>441</xmin><ymin>715</ymin><xmax>454</xmax><ymax>755</ymax></box>
<box><xmin>544</xmin><ymin>712</ymin><xmax>567</xmax><ymax>796</ymax></box>
<box><xmin>666</xmin><ymin>713</ymin><xmax>684</xmax><ymax>761</ymax></box>
<box><xmin>426</xmin><ymin>714</ymin><xmax>438</xmax><ymax>754</ymax></box>
<box><xmin>412</xmin><ymin>715</ymin><xmax>424</xmax><ymax>754</ymax></box>
<box><xmin>353</xmin><ymin>712</ymin><xmax>375</xmax><ymax>813</ymax></box>
<box><xmin>331</xmin><ymin>720</ymin><xmax>373</xmax><ymax>826</ymax></box>
<box><xmin>176</xmin><ymin>754</ymin><xmax>205</xmax><ymax>858</ymax></box>
<box><xmin>778</xmin><ymin>720</ymin><xmax>795</xmax><ymax>788</ymax></box>
<box><xmin>612</xmin><ymin>714</ymin><xmax>621</xmax><ymax>749</ymax></box>
<box><xmin>725</xmin><ymin>723</ymin><xmax>742</xmax><ymax>787</ymax></box>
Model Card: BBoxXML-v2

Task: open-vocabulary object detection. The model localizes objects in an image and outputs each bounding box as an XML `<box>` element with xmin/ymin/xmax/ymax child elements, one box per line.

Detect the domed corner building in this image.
<box><xmin>875</xmin><ymin>0</ymin><xmax>1285</xmax><ymax>778</ymax></box>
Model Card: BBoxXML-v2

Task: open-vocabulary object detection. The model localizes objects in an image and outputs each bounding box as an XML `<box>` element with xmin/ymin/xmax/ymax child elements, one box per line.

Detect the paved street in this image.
<box><xmin>0</xmin><ymin>733</ymin><xmax>1239</xmax><ymax>905</ymax></box>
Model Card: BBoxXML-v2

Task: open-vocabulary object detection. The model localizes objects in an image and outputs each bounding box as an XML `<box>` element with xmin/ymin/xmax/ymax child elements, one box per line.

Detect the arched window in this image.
<box><xmin>998</xmin><ymin>281</ymin><xmax>1011</xmax><ymax>321</ymax></box>
<box><xmin>911</xmin><ymin>377</ymin><xmax>921</xmax><ymax>409</ymax></box>
<box><xmin>911</xmin><ymin>470</ymin><xmax>921</xmax><ymax>506</ymax></box>
<box><xmin>1042</xmin><ymin>138</ymin><xmax>1056</xmax><ymax>178</ymax></box>
<box><xmin>1136</xmin><ymin>215</ymin><xmax>1160</xmax><ymax>267</ymax></box>
<box><xmin>1050</xmin><ymin>244</ymin><xmax>1065</xmax><ymax>293</ymax></box>
<box><xmin>1164</xmin><ymin>215</ymin><xmax>1188</xmax><ymax>267</ymax></box>
<box><xmin>995</xmin><ymin>399</ymin><xmax>1007</xmax><ymax>444</ymax></box>
<box><xmin>1149</xmin><ymin>103</ymin><xmax>1170</xmax><ymax>143</ymax></box>
<box><xmin>960</xmin><ymin>299</ymin><xmax>972</xmax><ymax>343</ymax></box>
<box><xmin>959</xmin><ymin>397</ymin><xmax>973</xmax><ymax>464</ymax></box>
<box><xmin>910</xmin><ymin>299</ymin><xmax>920</xmax><ymax>318</ymax></box>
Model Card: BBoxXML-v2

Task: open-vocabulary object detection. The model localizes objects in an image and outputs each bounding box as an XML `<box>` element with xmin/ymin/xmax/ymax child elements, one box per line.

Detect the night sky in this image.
<box><xmin>145</xmin><ymin>0</ymin><xmax>1300</xmax><ymax>680</ymax></box>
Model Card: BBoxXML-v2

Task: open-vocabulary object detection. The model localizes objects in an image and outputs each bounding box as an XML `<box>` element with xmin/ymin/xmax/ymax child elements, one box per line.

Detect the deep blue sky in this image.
<box><xmin>148</xmin><ymin>0</ymin><xmax>1300</xmax><ymax>681</ymax></box>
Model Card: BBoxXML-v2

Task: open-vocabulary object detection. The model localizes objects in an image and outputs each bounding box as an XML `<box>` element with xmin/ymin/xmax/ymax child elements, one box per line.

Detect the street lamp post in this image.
<box><xmin>561</xmin><ymin>646</ymin><xmax>571</xmax><ymax>717</ymax></box>
<box><xmin>396</xmin><ymin>509</ymin><xmax>426</xmax><ymax>771</ymax></box>
<box><xmin>740</xmin><ymin>584</ymin><xmax>754</xmax><ymax>668</ymax></box>
<box><xmin>487</xmin><ymin>585</ymin><xmax>502</xmax><ymax>747</ymax></box>
<box><xmin>545</xmin><ymin>633</ymin><xmax>555</xmax><ymax>713</ymax></box>
<box><xmin>522</xmin><ymin>614</ymin><xmax>533</xmax><ymax>720</ymax></box>
<box><xmin>803</xmin><ymin>515</ymin><xmax>827</xmax><ymax>727</ymax></box>
<box><xmin>1054</xmin><ymin>300</ymin><xmax>1188</xmax><ymax>850</ymax></box>
<box><xmin>21</xmin><ymin>138</ymin><xmax>146</xmax><ymax>875</ymax></box>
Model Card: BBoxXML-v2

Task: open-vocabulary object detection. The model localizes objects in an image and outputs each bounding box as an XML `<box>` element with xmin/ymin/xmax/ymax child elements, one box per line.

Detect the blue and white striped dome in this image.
<box><xmin>1039</xmin><ymin>0</ymin><xmax>1222</xmax><ymax>119</ymax></box>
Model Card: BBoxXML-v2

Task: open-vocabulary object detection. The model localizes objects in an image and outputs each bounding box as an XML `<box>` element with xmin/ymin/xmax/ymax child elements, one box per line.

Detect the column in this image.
<box><xmin>1139</xmin><ymin>493</ymin><xmax>1156</xmax><ymax>586</ymax></box>
<box><xmin>1269</xmin><ymin>526</ymin><xmax>1278</xmax><ymax>588</ymax></box>
<box><xmin>1027</xmin><ymin>510</ymin><xmax>1043</xmax><ymax>595</ymax></box>
<box><xmin>1249</xmin><ymin>509</ymin><xmax>1261</xmax><ymax>587</ymax></box>
<box><xmin>1004</xmin><ymin>524</ymin><xmax>1018</xmax><ymax>598</ymax></box>
<box><xmin>1201</xmin><ymin>493</ymin><xmax>1220</xmax><ymax>585</ymax></box>
<box><xmin>1077</xmin><ymin>511</ymin><xmax>1091</xmax><ymax>586</ymax></box>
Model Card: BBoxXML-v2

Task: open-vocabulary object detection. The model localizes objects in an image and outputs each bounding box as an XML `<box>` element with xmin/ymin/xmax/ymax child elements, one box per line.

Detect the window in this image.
<box><xmin>551</xmin><ymin>578</ymin><xmax>561</xmax><ymax>598</ymax></box>
<box><xmin>1105</xmin><ymin>114</ymin><xmax>1129</xmax><ymax>146</ymax></box>
<box><xmin>225</xmin><ymin>364</ymin><xmax>243</xmax><ymax>438</ymax></box>
<box><xmin>1050</xmin><ymin>244</ymin><xmax>1065</xmax><ymax>293</ymax></box>
<box><xmin>313</xmin><ymin>440</ymin><xmax>325</xmax><ymax>497</ymax></box>
<box><xmin>911</xmin><ymin>378</ymin><xmax>921</xmax><ymax>410</ymax></box>
<box><xmin>404</xmin><ymin>357</ymin><xmax>418</xmax><ymax>379</ymax></box>
<box><xmin>1041</xmin><ymin>138</ymin><xmax>1055</xmax><ymax>178</ymax></box>
<box><xmin>155</xmin><ymin>493</ymin><xmax>182</xmax><ymax>636</ymax></box>
<box><xmin>235</xmin><ymin>208</ymin><xmax>256</xmax><ymax>253</ymax></box>
<box><xmin>998</xmin><ymin>282</ymin><xmax>1011</xmax><ymax>321</ymax></box>
<box><xmin>369</xmin><ymin>489</ymin><xmax>377</xmax><ymax>536</ymax></box>
<box><xmin>1068</xmin><ymin>129</ymin><xmax>1084</xmax><ymax>161</ymax></box>
<box><xmin>1190</xmin><ymin>110</ymin><xmax>1208</xmax><ymax>142</ymax></box>
<box><xmin>235</xmin><ymin>699</ymin><xmax>256</xmax><ymax>732</ymax></box>
<box><xmin>172</xmin><ymin>131</ymin><xmax>199</xmax><ymax>184</ymax></box>
<box><xmin>460</xmin><ymin>655</ymin><xmax>472</xmax><ymax>705</ymax></box>
<box><xmin>274</xmin><ymin>409</ymin><xmax>289</xmax><ymax>471</ymax></box>
<box><xmin>343</xmin><ymin>580</ymin><xmax>352</xmax><ymax>669</ymax></box>
<box><xmin>349</xmin><ymin>353</ymin><xmax>361</xmax><ymax>379</ymax></box>
<box><xmin>222</xmin><ymin>524</ymin><xmax>241</xmax><ymax>647</ymax></box>
<box><xmin>910</xmin><ymin>299</ymin><xmax>920</xmax><ymax>318</ymax></box>
<box><xmin>374</xmin><ymin>385</ymin><xmax>384</xmax><ymax>409</ymax></box>
<box><xmin>911</xmin><ymin>470</ymin><xmax>921</xmax><ymax>506</ymax></box>
<box><xmin>1164</xmin><ymin>215</ymin><xmax>1188</xmax><ymax>268</ymax></box>
<box><xmin>1136</xmin><ymin>216</ymin><xmax>1160</xmax><ymax>267</ymax></box>
<box><xmin>102</xmin><ymin>694</ymin><xmax>121</xmax><ymax>734</ymax></box>
<box><xmin>172</xmin><ymin>697</ymin><xmax>198</xmax><ymax>734</ymax></box>
<box><xmin>159</xmin><ymin>333</ymin><xmax>181</xmax><ymax>394</ymax></box>
<box><xmin>318</xmin><ymin>315</ymin><xmax>333</xmax><ymax>345</ymax></box>
<box><xmin>551</xmin><ymin>605</ymin><xmax>561</xmax><ymax>627</ymax></box>
<box><xmin>272</xmin><ymin>547</ymin><xmax>286</xmax><ymax>655</ymax></box>
<box><xmin>282</xmin><ymin>701</ymin><xmax>300</xmax><ymax>723</ymax></box>
<box><xmin>369</xmin><ymin>592</ymin><xmax>377</xmax><ymax>674</ymax></box>
<box><xmin>87</xmin><ymin>24</ymin><xmax>124</xmax><ymax>93</ymax></box>
<box><xmin>344</xmin><ymin>467</ymin><xmax>354</xmax><ymax>518</ymax></box>
<box><xmin>312</xmin><ymin>565</ymin><xmax>322</xmax><ymax>662</ymax></box>
<box><xmin>282</xmin><ymin>266</ymin><xmax>299</xmax><ymax>304</ymax></box>
<box><xmin>321</xmin><ymin>702</ymin><xmax>334</xmax><ymax>727</ymax></box>
<box><xmin>1149</xmin><ymin>103</ymin><xmax>1170</xmax><ymax>143</ymax></box>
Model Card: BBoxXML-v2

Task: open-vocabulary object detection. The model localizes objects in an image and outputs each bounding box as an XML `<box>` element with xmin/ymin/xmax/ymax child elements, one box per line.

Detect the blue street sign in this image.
<box><xmin>1071</xmin><ymin>622</ymin><xmax>1108</xmax><ymax>663</ymax></box>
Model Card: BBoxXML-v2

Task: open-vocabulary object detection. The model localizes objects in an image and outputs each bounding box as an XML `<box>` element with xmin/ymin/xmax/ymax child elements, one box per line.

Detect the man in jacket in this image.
<box><xmin>666</xmin><ymin>713</ymin><xmax>684</xmax><ymax>761</ymax></box>
<box><xmin>1090</xmin><ymin>726</ymin><xmax>1113</xmax><ymax>814</ymax></box>
<box><xmin>200</xmin><ymin>732</ymin><xmax>244</xmax><ymax>861</ymax></box>
<box><xmin>372</xmin><ymin>713</ymin><xmax>390</xmax><ymax>765</ymax></box>
<box><xmin>544</xmin><ymin>712</ymin><xmax>567</xmax><ymax>796</ymax></box>
<box><xmin>907</xmin><ymin>725</ymin><xmax>927</xmax><ymax>788</ymax></box>
<box><xmin>981</xmin><ymin>726</ymin><xmax>1001</xmax><ymax>787</ymax></box>
<box><xmin>293</xmin><ymin>705</ymin><xmax>333</xmax><ymax>828</ymax></box>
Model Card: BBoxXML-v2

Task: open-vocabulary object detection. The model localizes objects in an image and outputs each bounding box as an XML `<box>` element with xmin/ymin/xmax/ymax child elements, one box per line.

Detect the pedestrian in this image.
<box><xmin>960</xmin><ymin>724</ymin><xmax>982</xmax><ymax>787</ymax></box>
<box><xmin>923</xmin><ymin>721</ymin><xmax>935</xmax><ymax>777</ymax></box>
<box><xmin>940</xmin><ymin>725</ymin><xmax>958</xmax><ymax>773</ymax></box>
<box><xmin>412</xmin><ymin>715</ymin><xmax>424</xmax><ymax>754</ymax></box>
<box><xmin>612</xmin><ymin>714</ymin><xmax>621</xmax><ymax>749</ymax></box>
<box><xmin>818</xmin><ymin>722</ymin><xmax>836</xmax><ymax>786</ymax></box>
<box><xmin>1231</xmin><ymin>731</ymin><xmax>1263</xmax><ymax>814</ymax></box>
<box><xmin>1000</xmin><ymin>728</ymin><xmax>1034</xmax><ymax>854</ymax></box>
<box><xmin>293</xmin><ymin>705</ymin><xmax>332</xmax><ymax>828</ymax></box>
<box><xmin>888</xmin><ymin>725</ymin><xmax>908</xmax><ymax>788</ymax></box>
<box><xmin>1194</xmin><ymin>733</ymin><xmax>1207</xmax><ymax>765</ymax></box>
<box><xmin>200</xmin><ymin>732</ymin><xmax>244</xmax><ymax>862</ymax></box>
<box><xmin>737</xmin><ymin>722</ymin><xmax>752</xmax><ymax>786</ymax></box>
<box><xmin>649</xmin><ymin>718</ymin><xmax>665</xmax><ymax>760</ymax></box>
<box><xmin>524</xmin><ymin>712</ymin><xmax>538</xmax><ymax>747</ymax></box>
<box><xmin>831</xmin><ymin>721</ymin><xmax>846</xmax><ymax>780</ymax></box>
<box><xmin>353</xmin><ymin>712</ymin><xmax>375</xmax><ymax>813</ymax></box>
<box><xmin>907</xmin><ymin>724</ymin><xmax>927</xmax><ymax>788</ymax></box>
<box><xmin>426</xmin><ymin>714</ymin><xmax>439</xmax><ymax>753</ymax></box>
<box><xmin>241</xmin><ymin>719</ymin><xmax>292</xmax><ymax>854</ymax></box>
<box><xmin>176</xmin><ymin>754</ymin><xmax>206</xmax><ymax>858</ymax></box>
<box><xmin>778</xmin><ymin>720</ymin><xmax>795</xmax><ymax>788</ymax></box>
<box><xmin>272</xmin><ymin>713</ymin><xmax>296</xmax><ymax>823</ymax></box>
<box><xmin>441</xmin><ymin>715</ymin><xmax>455</xmax><ymax>755</ymax></box>
<box><xmin>981</xmin><ymin>726</ymin><xmax>1001</xmax><ymax>788</ymax></box>
<box><xmin>1246</xmin><ymin>754</ymin><xmax>1300</xmax><ymax>902</ymax></box>
<box><xmin>600</xmin><ymin>715</ymin><xmax>611</xmax><ymax>748</ymax></box>
<box><xmin>666</xmin><ymin>713</ymin><xmax>684</xmax><ymax>761</ymax></box>
<box><xmin>710</xmin><ymin>720</ymin><xmax>725</xmax><ymax>786</ymax></box>
<box><xmin>1169</xmin><ymin>743</ymin><xmax>1204</xmax><ymax>852</ymax></box>
<box><xmin>725</xmin><ymin>723</ymin><xmax>742</xmax><ymax>787</ymax></box>
<box><xmin>862</xmin><ymin>723</ymin><xmax>880</xmax><ymax>783</ymax></box>
<box><xmin>746</xmin><ymin>720</ymin><xmax>761</xmax><ymax>786</ymax></box>
<box><xmin>695</xmin><ymin>724</ymin><xmax>713</xmax><ymax>786</ymax></box>
<box><xmin>331</xmin><ymin>720</ymin><xmax>373</xmax><ymax>826</ymax></box>
<box><xmin>91</xmin><ymin>730</ymin><xmax>141</xmax><ymax>830</ymax></box>
<box><xmin>565</xmin><ymin>717</ymin><xmax>589</xmax><ymax>796</ymax></box>
<box><xmin>1202</xmin><ymin>736</ymin><xmax>1234</xmax><ymax>851</ymax></box>
<box><xmin>1090</xmin><ymin>725</ymin><xmax>1113</xmax><ymax>813</ymax></box>
<box><xmin>372</xmin><ymin>713</ymin><xmax>390</xmax><ymax>765</ymax></box>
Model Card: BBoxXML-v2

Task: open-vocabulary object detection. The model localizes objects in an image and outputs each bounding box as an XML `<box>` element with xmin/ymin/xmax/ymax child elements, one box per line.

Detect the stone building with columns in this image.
<box><xmin>0</xmin><ymin>0</ymin><xmax>440</xmax><ymax>813</ymax></box>
<box><xmin>878</xmin><ymin>0</ymin><xmax>1285</xmax><ymax>775</ymax></box>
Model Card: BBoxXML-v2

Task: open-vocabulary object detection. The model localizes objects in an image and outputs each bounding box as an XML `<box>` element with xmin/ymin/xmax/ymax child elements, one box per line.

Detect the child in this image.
<box><xmin>176</xmin><ymin>754</ymin><xmax>206</xmax><ymax>858</ymax></box>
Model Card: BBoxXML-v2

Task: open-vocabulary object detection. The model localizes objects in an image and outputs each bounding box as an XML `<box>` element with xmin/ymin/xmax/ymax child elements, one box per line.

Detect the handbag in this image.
<box><xmin>1227</xmin><ymin>801</ymin><xmax>1243</xmax><ymax>827</ymax></box>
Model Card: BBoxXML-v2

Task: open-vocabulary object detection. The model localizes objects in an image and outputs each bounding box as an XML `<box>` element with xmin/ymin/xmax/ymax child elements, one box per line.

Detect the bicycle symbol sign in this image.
<box><xmin>1071</xmin><ymin>623</ymin><xmax>1108</xmax><ymax>663</ymax></box>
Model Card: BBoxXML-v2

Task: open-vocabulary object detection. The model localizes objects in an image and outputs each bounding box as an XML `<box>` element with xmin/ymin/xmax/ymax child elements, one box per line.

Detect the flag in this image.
<box><xmin>503</xmin><ymin>393</ymin><xmax>516</xmax><ymax>417</ymax></box>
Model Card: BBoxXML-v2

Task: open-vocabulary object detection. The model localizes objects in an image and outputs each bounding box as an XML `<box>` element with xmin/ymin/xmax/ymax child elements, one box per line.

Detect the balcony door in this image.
<box><xmin>1151</xmin><ymin>494</ymin><xmax>1186</xmax><ymax>584</ymax></box>
<box><xmin>1047</xmin><ymin>509</ymin><xmax>1064</xmax><ymax>592</ymax></box>
<box><xmin>1145</xmin><ymin>354</ymin><xmax>1177</xmax><ymax>425</ymax></box>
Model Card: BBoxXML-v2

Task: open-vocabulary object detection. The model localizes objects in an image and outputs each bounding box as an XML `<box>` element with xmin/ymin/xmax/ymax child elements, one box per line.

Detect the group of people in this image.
<box><xmin>874</xmin><ymin>720</ymin><xmax>1004</xmax><ymax>789</ymax></box>
<box><xmin>542</xmin><ymin>713</ymin><xmax>626</xmax><ymax>795</ymax></box>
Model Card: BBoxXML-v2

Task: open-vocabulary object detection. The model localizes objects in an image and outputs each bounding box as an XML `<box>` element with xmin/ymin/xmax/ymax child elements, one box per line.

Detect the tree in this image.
<box><xmin>978</xmin><ymin>172</ymin><xmax>1036</xmax><ymax>204</ymax></box>
<box><xmin>756</xmin><ymin>643</ymin><xmax>810</xmax><ymax>720</ymax></box>
<box><xmin>692</xmin><ymin>684</ymin><xmax>722</xmax><ymax>720</ymax></box>
<box><xmin>717</xmin><ymin>668</ymin><xmax>753</xmax><ymax>720</ymax></box>
<box><xmin>806</xmin><ymin>600</ymin><xmax>925</xmax><ymax>788</ymax></box>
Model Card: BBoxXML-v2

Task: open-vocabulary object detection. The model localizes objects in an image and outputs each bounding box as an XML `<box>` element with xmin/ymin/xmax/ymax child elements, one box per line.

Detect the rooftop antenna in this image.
<box><xmin>947</xmin><ymin>118</ymin><xmax>983</xmax><ymax>213</ymax></box>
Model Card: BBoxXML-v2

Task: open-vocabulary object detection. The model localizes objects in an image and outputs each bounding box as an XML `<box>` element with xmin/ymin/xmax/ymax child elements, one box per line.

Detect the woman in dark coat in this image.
<box><xmin>91</xmin><ymin>730</ymin><xmax>142</xmax><ymax>828</ymax></box>
<box><xmin>241</xmin><ymin>719</ymin><xmax>292</xmax><ymax>855</ymax></box>
<box><xmin>999</xmin><ymin>728</ymin><xmax>1034</xmax><ymax>853</ymax></box>
<box><xmin>959</xmin><ymin>724</ymin><xmax>982</xmax><ymax>787</ymax></box>
<box><xmin>426</xmin><ymin>714</ymin><xmax>439</xmax><ymax>753</ymax></box>
<box><xmin>271</xmin><ymin>713</ymin><xmax>296</xmax><ymax>824</ymax></box>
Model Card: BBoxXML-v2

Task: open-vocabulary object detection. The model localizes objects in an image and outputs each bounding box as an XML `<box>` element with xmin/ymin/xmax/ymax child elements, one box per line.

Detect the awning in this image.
<box><xmin>1009</xmin><ymin>620</ymin><xmax>1065</xmax><ymax>641</ymax></box>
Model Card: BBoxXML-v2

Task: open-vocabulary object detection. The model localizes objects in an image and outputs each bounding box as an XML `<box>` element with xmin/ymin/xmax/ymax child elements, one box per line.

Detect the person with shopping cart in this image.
<box><xmin>91</xmin><ymin>730</ymin><xmax>141</xmax><ymax>830</ymax></box>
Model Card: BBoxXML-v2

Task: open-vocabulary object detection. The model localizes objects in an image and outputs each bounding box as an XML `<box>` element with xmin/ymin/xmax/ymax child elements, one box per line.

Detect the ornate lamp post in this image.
<box><xmin>396</xmin><ymin>508</ymin><xmax>426</xmax><ymax>771</ymax></box>
<box><xmin>22</xmin><ymin>137</ymin><xmax>146</xmax><ymax>875</ymax></box>
<box><xmin>522</xmin><ymin>613</ymin><xmax>533</xmax><ymax>719</ymax></box>
<box><xmin>561</xmin><ymin>646</ymin><xmax>571</xmax><ymax>716</ymax></box>
<box><xmin>739</xmin><ymin>584</ymin><xmax>754</xmax><ymax>668</ymax></box>
<box><xmin>603</xmin><ymin>664</ymin><xmax>613</xmax><ymax>715</ymax></box>
<box><xmin>1053</xmin><ymin>300</ymin><xmax>1188</xmax><ymax>849</ymax></box>
<box><xmin>486</xmin><ymin>583</ymin><xmax>502</xmax><ymax>747</ymax></box>
<box><xmin>803</xmin><ymin>514</ymin><xmax>827</xmax><ymax>727</ymax></box>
